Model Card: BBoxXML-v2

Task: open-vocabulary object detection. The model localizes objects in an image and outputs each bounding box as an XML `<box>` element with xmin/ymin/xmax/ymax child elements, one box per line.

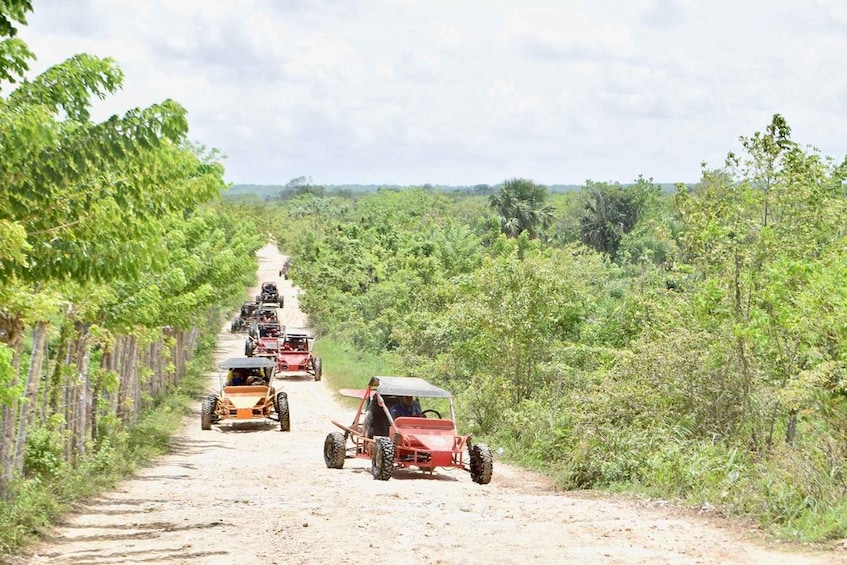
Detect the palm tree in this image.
<box><xmin>489</xmin><ymin>178</ymin><xmax>554</xmax><ymax>239</ymax></box>
<box><xmin>579</xmin><ymin>181</ymin><xmax>643</xmax><ymax>258</ymax></box>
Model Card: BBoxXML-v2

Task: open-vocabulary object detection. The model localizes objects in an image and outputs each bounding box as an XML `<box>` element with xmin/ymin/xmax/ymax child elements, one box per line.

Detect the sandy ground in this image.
<box><xmin>8</xmin><ymin>244</ymin><xmax>847</xmax><ymax>565</ymax></box>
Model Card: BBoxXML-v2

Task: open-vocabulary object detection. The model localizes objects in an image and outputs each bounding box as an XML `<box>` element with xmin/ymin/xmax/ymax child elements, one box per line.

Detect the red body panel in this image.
<box><xmin>389</xmin><ymin>418</ymin><xmax>467</xmax><ymax>469</ymax></box>
<box><xmin>277</xmin><ymin>350</ymin><xmax>310</xmax><ymax>370</ymax></box>
<box><xmin>339</xmin><ymin>388</ymin><xmax>374</xmax><ymax>399</ymax></box>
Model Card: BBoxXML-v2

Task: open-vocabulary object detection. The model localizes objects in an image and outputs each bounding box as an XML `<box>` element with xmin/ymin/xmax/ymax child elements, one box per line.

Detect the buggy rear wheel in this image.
<box><xmin>275</xmin><ymin>391</ymin><xmax>290</xmax><ymax>431</ymax></box>
<box><xmin>371</xmin><ymin>437</ymin><xmax>395</xmax><ymax>481</ymax></box>
<box><xmin>469</xmin><ymin>443</ymin><xmax>493</xmax><ymax>484</ymax></box>
<box><xmin>324</xmin><ymin>431</ymin><xmax>346</xmax><ymax>469</ymax></box>
<box><xmin>201</xmin><ymin>395</ymin><xmax>217</xmax><ymax>430</ymax></box>
<box><xmin>313</xmin><ymin>357</ymin><xmax>322</xmax><ymax>381</ymax></box>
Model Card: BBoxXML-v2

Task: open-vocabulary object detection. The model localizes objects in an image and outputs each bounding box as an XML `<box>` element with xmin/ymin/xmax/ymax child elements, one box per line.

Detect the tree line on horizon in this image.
<box><xmin>226</xmin><ymin>179</ymin><xmax>687</xmax><ymax>200</ymax></box>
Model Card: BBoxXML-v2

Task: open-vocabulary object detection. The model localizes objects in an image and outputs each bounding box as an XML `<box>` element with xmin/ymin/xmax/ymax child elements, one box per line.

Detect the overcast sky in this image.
<box><xmin>18</xmin><ymin>0</ymin><xmax>847</xmax><ymax>187</ymax></box>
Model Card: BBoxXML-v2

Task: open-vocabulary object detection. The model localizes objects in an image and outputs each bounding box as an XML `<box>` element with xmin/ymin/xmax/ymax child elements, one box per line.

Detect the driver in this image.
<box><xmin>246</xmin><ymin>368</ymin><xmax>266</xmax><ymax>385</ymax></box>
<box><xmin>390</xmin><ymin>396</ymin><xmax>423</xmax><ymax>419</ymax></box>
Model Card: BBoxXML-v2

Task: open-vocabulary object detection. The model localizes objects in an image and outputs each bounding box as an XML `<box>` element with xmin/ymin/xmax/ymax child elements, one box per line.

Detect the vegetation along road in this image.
<box><xmin>12</xmin><ymin>245</ymin><xmax>843</xmax><ymax>565</ymax></box>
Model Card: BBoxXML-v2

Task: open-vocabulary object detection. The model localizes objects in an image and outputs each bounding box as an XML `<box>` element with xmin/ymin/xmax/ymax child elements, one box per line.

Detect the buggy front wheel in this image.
<box><xmin>324</xmin><ymin>432</ymin><xmax>346</xmax><ymax>469</ymax></box>
<box><xmin>201</xmin><ymin>396</ymin><xmax>217</xmax><ymax>430</ymax></box>
<box><xmin>371</xmin><ymin>437</ymin><xmax>395</xmax><ymax>481</ymax></box>
<box><xmin>275</xmin><ymin>391</ymin><xmax>290</xmax><ymax>431</ymax></box>
<box><xmin>469</xmin><ymin>443</ymin><xmax>493</xmax><ymax>485</ymax></box>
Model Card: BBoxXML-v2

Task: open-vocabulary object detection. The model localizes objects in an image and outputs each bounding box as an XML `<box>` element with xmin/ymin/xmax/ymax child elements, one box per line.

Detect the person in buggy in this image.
<box><xmin>227</xmin><ymin>367</ymin><xmax>268</xmax><ymax>386</ymax></box>
<box><xmin>257</xmin><ymin>309</ymin><xmax>277</xmax><ymax>323</ymax></box>
<box><xmin>389</xmin><ymin>395</ymin><xmax>423</xmax><ymax>419</ymax></box>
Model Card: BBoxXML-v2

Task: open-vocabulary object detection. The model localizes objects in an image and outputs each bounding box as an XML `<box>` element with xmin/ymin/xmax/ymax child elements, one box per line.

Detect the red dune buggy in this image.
<box><xmin>244</xmin><ymin>322</ymin><xmax>284</xmax><ymax>357</ymax></box>
<box><xmin>323</xmin><ymin>376</ymin><xmax>493</xmax><ymax>483</ymax></box>
<box><xmin>276</xmin><ymin>327</ymin><xmax>322</xmax><ymax>381</ymax></box>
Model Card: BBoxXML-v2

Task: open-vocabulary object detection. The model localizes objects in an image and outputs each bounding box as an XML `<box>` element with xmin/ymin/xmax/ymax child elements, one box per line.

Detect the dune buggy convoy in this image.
<box><xmin>229</xmin><ymin>279</ymin><xmax>282</xmax><ymax>333</ymax></box>
<box><xmin>201</xmin><ymin>357</ymin><xmax>290</xmax><ymax>431</ymax></box>
<box><xmin>217</xmin><ymin>268</ymin><xmax>495</xmax><ymax>484</ymax></box>
<box><xmin>323</xmin><ymin>376</ymin><xmax>493</xmax><ymax>483</ymax></box>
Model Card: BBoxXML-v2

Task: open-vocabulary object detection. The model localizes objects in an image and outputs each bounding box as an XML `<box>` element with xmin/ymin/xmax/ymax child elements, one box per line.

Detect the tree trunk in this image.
<box><xmin>116</xmin><ymin>336</ymin><xmax>129</xmax><ymax>423</ymax></box>
<box><xmin>48</xmin><ymin>320</ymin><xmax>72</xmax><ymax>413</ymax></box>
<box><xmin>117</xmin><ymin>336</ymin><xmax>138</xmax><ymax>425</ymax></box>
<box><xmin>108</xmin><ymin>337</ymin><xmax>121</xmax><ymax>420</ymax></box>
<box><xmin>0</xmin><ymin>314</ymin><xmax>26</xmax><ymax>496</ymax></box>
<box><xmin>13</xmin><ymin>321</ymin><xmax>49</xmax><ymax>475</ymax></box>
<box><xmin>73</xmin><ymin>323</ymin><xmax>91</xmax><ymax>462</ymax></box>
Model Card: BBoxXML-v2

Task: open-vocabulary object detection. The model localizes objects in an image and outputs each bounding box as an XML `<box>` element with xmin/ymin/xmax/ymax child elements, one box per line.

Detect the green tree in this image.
<box><xmin>675</xmin><ymin>114</ymin><xmax>847</xmax><ymax>449</ymax></box>
<box><xmin>489</xmin><ymin>178</ymin><xmax>554</xmax><ymax>239</ymax></box>
<box><xmin>0</xmin><ymin>8</ymin><xmax>232</xmax><ymax>494</ymax></box>
<box><xmin>0</xmin><ymin>0</ymin><xmax>33</xmax><ymax>86</ymax></box>
<box><xmin>0</xmin><ymin>53</ymin><xmax>216</xmax><ymax>285</ymax></box>
<box><xmin>278</xmin><ymin>176</ymin><xmax>326</xmax><ymax>200</ymax></box>
<box><xmin>579</xmin><ymin>178</ymin><xmax>657</xmax><ymax>260</ymax></box>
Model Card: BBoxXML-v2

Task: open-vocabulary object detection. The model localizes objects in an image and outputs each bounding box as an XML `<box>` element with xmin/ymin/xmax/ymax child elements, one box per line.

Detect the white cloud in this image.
<box><xmin>15</xmin><ymin>0</ymin><xmax>847</xmax><ymax>186</ymax></box>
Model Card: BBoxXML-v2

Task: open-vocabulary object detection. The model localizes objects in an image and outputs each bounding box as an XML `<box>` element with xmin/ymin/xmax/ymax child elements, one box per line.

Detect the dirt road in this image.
<box><xmin>11</xmin><ymin>244</ymin><xmax>845</xmax><ymax>564</ymax></box>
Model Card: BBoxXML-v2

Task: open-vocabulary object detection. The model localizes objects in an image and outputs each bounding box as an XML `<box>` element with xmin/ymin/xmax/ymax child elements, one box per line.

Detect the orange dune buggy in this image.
<box><xmin>323</xmin><ymin>376</ymin><xmax>493</xmax><ymax>483</ymax></box>
<box><xmin>201</xmin><ymin>357</ymin><xmax>290</xmax><ymax>431</ymax></box>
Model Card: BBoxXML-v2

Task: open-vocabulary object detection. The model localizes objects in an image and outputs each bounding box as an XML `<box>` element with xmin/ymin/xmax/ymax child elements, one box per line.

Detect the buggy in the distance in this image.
<box><xmin>256</xmin><ymin>281</ymin><xmax>282</xmax><ymax>307</ymax></box>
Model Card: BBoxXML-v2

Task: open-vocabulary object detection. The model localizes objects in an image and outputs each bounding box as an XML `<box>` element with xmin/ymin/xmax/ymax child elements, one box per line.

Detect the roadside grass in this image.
<box><xmin>499</xmin><ymin>426</ymin><xmax>847</xmax><ymax>547</ymax></box>
<box><xmin>312</xmin><ymin>337</ymin><xmax>401</xmax><ymax>406</ymax></box>
<box><xmin>0</xmin><ymin>345</ymin><xmax>213</xmax><ymax>558</ymax></box>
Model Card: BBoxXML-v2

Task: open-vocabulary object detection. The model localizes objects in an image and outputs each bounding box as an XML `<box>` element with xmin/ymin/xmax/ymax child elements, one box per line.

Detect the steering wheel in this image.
<box><xmin>421</xmin><ymin>409</ymin><xmax>442</xmax><ymax>419</ymax></box>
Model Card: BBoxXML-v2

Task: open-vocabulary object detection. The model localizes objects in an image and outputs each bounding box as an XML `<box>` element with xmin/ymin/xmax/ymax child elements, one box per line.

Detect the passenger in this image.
<box><xmin>227</xmin><ymin>369</ymin><xmax>248</xmax><ymax>386</ymax></box>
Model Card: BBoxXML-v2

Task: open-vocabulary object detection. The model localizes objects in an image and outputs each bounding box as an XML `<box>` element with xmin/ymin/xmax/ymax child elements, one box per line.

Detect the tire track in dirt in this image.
<box><xmin>10</xmin><ymin>244</ymin><xmax>844</xmax><ymax>565</ymax></box>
